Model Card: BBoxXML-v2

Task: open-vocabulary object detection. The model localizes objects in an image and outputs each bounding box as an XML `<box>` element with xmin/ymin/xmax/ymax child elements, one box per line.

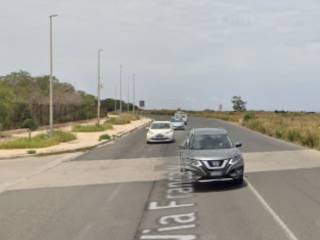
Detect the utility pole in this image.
<box><xmin>119</xmin><ymin>64</ymin><xmax>123</xmax><ymax>113</ymax></box>
<box><xmin>127</xmin><ymin>80</ymin><xmax>130</xmax><ymax>112</ymax></box>
<box><xmin>132</xmin><ymin>73</ymin><xmax>136</xmax><ymax>114</ymax></box>
<box><xmin>97</xmin><ymin>49</ymin><xmax>103</xmax><ymax>125</ymax></box>
<box><xmin>49</xmin><ymin>14</ymin><xmax>58</xmax><ymax>137</ymax></box>
<box><xmin>114</xmin><ymin>85</ymin><xmax>117</xmax><ymax>112</ymax></box>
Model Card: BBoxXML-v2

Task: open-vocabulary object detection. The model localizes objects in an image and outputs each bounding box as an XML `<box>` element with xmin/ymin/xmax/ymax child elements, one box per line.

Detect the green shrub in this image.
<box><xmin>243</xmin><ymin>112</ymin><xmax>256</xmax><ymax>122</ymax></box>
<box><xmin>0</xmin><ymin>131</ymin><xmax>76</xmax><ymax>149</ymax></box>
<box><xmin>22</xmin><ymin>118</ymin><xmax>38</xmax><ymax>139</ymax></box>
<box><xmin>99</xmin><ymin>134</ymin><xmax>111</xmax><ymax>141</ymax></box>
<box><xmin>106</xmin><ymin>117</ymin><xmax>130</xmax><ymax>125</ymax></box>
<box><xmin>72</xmin><ymin>123</ymin><xmax>112</xmax><ymax>132</ymax></box>
<box><xmin>26</xmin><ymin>150</ymin><xmax>36</xmax><ymax>154</ymax></box>
<box><xmin>301</xmin><ymin>131</ymin><xmax>319</xmax><ymax>148</ymax></box>
<box><xmin>275</xmin><ymin>128</ymin><xmax>285</xmax><ymax>138</ymax></box>
<box><xmin>285</xmin><ymin>129</ymin><xmax>302</xmax><ymax>142</ymax></box>
<box><xmin>244</xmin><ymin>120</ymin><xmax>266</xmax><ymax>134</ymax></box>
<box><xmin>105</xmin><ymin>114</ymin><xmax>140</xmax><ymax>125</ymax></box>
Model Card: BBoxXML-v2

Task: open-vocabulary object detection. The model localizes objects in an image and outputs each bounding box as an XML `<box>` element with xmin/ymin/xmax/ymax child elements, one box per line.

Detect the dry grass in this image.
<box><xmin>191</xmin><ymin>111</ymin><xmax>320</xmax><ymax>149</ymax></box>
<box><xmin>0</xmin><ymin>131</ymin><xmax>76</xmax><ymax>149</ymax></box>
<box><xmin>105</xmin><ymin>113</ymin><xmax>140</xmax><ymax>125</ymax></box>
<box><xmin>72</xmin><ymin>123</ymin><xmax>113</xmax><ymax>132</ymax></box>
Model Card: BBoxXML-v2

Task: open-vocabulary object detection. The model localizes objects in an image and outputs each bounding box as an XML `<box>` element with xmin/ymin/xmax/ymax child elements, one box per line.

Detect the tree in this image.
<box><xmin>22</xmin><ymin>118</ymin><xmax>38</xmax><ymax>139</ymax></box>
<box><xmin>0</xmin><ymin>123</ymin><xmax>3</xmax><ymax>137</ymax></box>
<box><xmin>0</xmin><ymin>83</ymin><xmax>15</xmax><ymax>128</ymax></box>
<box><xmin>232</xmin><ymin>96</ymin><xmax>247</xmax><ymax>112</ymax></box>
<box><xmin>0</xmin><ymin>71</ymin><xmax>112</xmax><ymax>129</ymax></box>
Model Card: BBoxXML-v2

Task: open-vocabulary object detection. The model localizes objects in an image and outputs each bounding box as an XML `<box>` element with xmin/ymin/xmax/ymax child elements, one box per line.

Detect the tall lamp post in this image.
<box><xmin>97</xmin><ymin>49</ymin><xmax>103</xmax><ymax>125</ymax></box>
<box><xmin>49</xmin><ymin>14</ymin><xmax>58</xmax><ymax>137</ymax></box>
<box><xmin>132</xmin><ymin>73</ymin><xmax>136</xmax><ymax>114</ymax></box>
<box><xmin>119</xmin><ymin>64</ymin><xmax>123</xmax><ymax>113</ymax></box>
<box><xmin>127</xmin><ymin>80</ymin><xmax>130</xmax><ymax>112</ymax></box>
<box><xmin>114</xmin><ymin>85</ymin><xmax>117</xmax><ymax>112</ymax></box>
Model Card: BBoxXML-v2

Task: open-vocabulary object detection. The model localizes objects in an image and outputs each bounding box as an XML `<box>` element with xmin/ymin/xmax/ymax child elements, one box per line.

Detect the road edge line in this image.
<box><xmin>246</xmin><ymin>178</ymin><xmax>299</xmax><ymax>240</ymax></box>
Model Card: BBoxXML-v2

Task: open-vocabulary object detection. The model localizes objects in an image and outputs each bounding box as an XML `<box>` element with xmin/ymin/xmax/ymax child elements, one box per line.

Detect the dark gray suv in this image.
<box><xmin>180</xmin><ymin>128</ymin><xmax>244</xmax><ymax>185</ymax></box>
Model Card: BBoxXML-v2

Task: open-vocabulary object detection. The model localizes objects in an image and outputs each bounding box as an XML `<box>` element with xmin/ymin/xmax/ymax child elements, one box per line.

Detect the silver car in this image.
<box><xmin>171</xmin><ymin>117</ymin><xmax>185</xmax><ymax>130</ymax></box>
<box><xmin>180</xmin><ymin>128</ymin><xmax>244</xmax><ymax>185</ymax></box>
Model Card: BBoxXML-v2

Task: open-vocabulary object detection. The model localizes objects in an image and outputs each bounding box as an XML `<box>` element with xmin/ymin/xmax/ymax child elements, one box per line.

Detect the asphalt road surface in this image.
<box><xmin>1</xmin><ymin>116</ymin><xmax>320</xmax><ymax>240</ymax></box>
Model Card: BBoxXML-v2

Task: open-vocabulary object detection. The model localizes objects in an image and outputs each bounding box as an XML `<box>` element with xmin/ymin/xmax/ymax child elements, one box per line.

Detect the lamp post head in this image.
<box><xmin>50</xmin><ymin>14</ymin><xmax>58</xmax><ymax>18</ymax></box>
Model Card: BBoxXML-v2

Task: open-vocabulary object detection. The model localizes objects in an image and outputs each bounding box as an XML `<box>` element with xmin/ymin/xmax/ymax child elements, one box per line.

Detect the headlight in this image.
<box><xmin>186</xmin><ymin>158</ymin><xmax>202</xmax><ymax>167</ymax></box>
<box><xmin>164</xmin><ymin>130</ymin><xmax>173</xmax><ymax>135</ymax></box>
<box><xmin>230</xmin><ymin>155</ymin><xmax>243</xmax><ymax>164</ymax></box>
<box><xmin>191</xmin><ymin>160</ymin><xmax>202</xmax><ymax>167</ymax></box>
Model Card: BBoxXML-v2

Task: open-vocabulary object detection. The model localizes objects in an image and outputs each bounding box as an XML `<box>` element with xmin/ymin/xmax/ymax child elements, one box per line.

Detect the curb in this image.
<box><xmin>0</xmin><ymin>120</ymin><xmax>152</xmax><ymax>160</ymax></box>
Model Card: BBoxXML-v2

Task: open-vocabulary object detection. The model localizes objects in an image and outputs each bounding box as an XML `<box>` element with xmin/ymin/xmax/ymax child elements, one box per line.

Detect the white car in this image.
<box><xmin>146</xmin><ymin>121</ymin><xmax>175</xmax><ymax>143</ymax></box>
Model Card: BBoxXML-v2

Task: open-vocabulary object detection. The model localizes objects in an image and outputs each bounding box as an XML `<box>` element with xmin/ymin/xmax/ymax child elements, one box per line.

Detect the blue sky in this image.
<box><xmin>1</xmin><ymin>0</ymin><xmax>320</xmax><ymax>111</ymax></box>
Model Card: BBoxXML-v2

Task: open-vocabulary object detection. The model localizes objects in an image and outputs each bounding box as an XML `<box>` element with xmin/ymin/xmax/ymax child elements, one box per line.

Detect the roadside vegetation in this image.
<box><xmin>143</xmin><ymin>109</ymin><xmax>176</xmax><ymax>116</ymax></box>
<box><xmin>105</xmin><ymin>114</ymin><xmax>140</xmax><ymax>125</ymax></box>
<box><xmin>72</xmin><ymin>123</ymin><xmax>113</xmax><ymax>132</ymax></box>
<box><xmin>190</xmin><ymin>111</ymin><xmax>320</xmax><ymax>150</ymax></box>
<box><xmin>0</xmin><ymin>71</ymin><xmax>139</xmax><ymax>131</ymax></box>
<box><xmin>99</xmin><ymin>134</ymin><xmax>111</xmax><ymax>141</ymax></box>
<box><xmin>0</xmin><ymin>131</ymin><xmax>76</xmax><ymax>149</ymax></box>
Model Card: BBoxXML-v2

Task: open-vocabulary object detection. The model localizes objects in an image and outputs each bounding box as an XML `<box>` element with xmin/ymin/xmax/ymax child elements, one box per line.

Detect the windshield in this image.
<box><xmin>171</xmin><ymin>118</ymin><xmax>183</xmax><ymax>123</ymax></box>
<box><xmin>189</xmin><ymin>134</ymin><xmax>233</xmax><ymax>150</ymax></box>
<box><xmin>150</xmin><ymin>123</ymin><xmax>171</xmax><ymax>129</ymax></box>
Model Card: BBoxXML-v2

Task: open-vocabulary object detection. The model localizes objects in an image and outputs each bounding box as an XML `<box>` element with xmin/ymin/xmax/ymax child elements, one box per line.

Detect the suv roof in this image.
<box><xmin>191</xmin><ymin>128</ymin><xmax>228</xmax><ymax>135</ymax></box>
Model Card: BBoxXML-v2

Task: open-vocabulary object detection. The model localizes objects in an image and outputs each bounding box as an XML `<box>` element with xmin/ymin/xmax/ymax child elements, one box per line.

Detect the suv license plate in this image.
<box><xmin>210</xmin><ymin>171</ymin><xmax>223</xmax><ymax>177</ymax></box>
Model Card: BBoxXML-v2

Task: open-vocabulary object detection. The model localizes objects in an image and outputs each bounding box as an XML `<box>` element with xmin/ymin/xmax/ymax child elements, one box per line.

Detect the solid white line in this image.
<box><xmin>246</xmin><ymin>178</ymin><xmax>299</xmax><ymax>240</ymax></box>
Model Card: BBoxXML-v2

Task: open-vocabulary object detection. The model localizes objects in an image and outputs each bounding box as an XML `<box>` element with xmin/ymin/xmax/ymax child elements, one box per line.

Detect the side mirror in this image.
<box><xmin>235</xmin><ymin>142</ymin><xmax>242</xmax><ymax>148</ymax></box>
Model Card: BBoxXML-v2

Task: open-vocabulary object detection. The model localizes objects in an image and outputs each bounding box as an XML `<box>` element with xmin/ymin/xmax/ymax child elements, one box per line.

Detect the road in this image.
<box><xmin>1</xmin><ymin>116</ymin><xmax>320</xmax><ymax>240</ymax></box>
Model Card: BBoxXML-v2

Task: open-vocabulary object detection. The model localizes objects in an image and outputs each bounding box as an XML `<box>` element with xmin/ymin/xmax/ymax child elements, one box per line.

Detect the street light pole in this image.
<box><xmin>49</xmin><ymin>14</ymin><xmax>58</xmax><ymax>137</ymax></box>
<box><xmin>127</xmin><ymin>80</ymin><xmax>130</xmax><ymax>112</ymax></box>
<box><xmin>114</xmin><ymin>85</ymin><xmax>117</xmax><ymax>112</ymax></box>
<box><xmin>119</xmin><ymin>64</ymin><xmax>123</xmax><ymax>113</ymax></box>
<box><xmin>97</xmin><ymin>49</ymin><xmax>103</xmax><ymax>125</ymax></box>
<box><xmin>132</xmin><ymin>73</ymin><xmax>136</xmax><ymax>114</ymax></box>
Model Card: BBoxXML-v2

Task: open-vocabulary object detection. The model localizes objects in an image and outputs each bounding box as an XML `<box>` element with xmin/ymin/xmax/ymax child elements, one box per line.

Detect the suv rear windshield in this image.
<box><xmin>190</xmin><ymin>134</ymin><xmax>233</xmax><ymax>150</ymax></box>
<box><xmin>150</xmin><ymin>123</ymin><xmax>171</xmax><ymax>129</ymax></box>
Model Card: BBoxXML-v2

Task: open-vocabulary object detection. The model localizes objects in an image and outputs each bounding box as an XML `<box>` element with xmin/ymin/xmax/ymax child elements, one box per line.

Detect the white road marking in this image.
<box><xmin>158</xmin><ymin>224</ymin><xmax>196</xmax><ymax>232</ymax></box>
<box><xmin>246</xmin><ymin>178</ymin><xmax>299</xmax><ymax>240</ymax></box>
<box><xmin>140</xmin><ymin>235</ymin><xmax>196</xmax><ymax>240</ymax></box>
<box><xmin>148</xmin><ymin>200</ymin><xmax>194</xmax><ymax>210</ymax></box>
